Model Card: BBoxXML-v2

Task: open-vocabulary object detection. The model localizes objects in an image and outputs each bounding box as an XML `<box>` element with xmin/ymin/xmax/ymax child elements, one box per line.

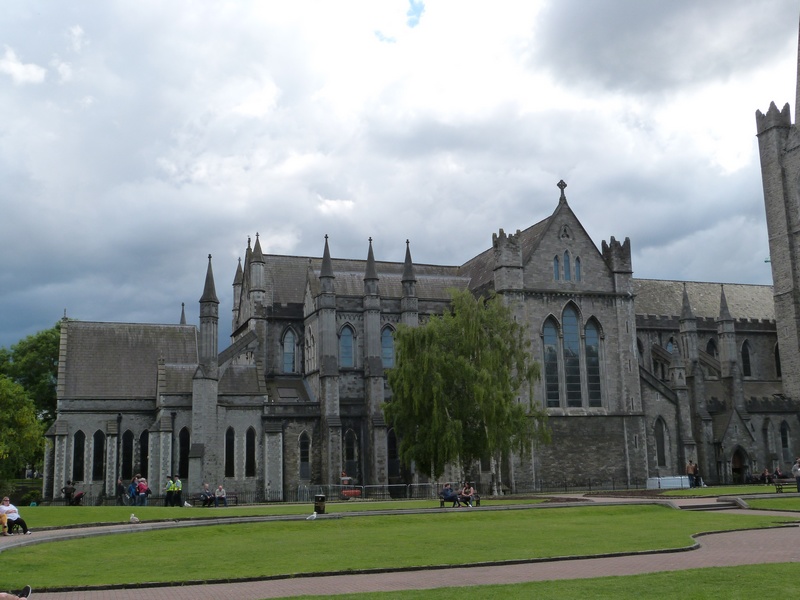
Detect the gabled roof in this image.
<box><xmin>61</xmin><ymin>321</ymin><xmax>198</xmax><ymax>399</ymax></box>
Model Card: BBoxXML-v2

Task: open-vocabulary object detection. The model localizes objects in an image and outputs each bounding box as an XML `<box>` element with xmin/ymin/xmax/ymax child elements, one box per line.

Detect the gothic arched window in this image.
<box><xmin>72</xmin><ymin>430</ymin><xmax>85</xmax><ymax>482</ymax></box>
<box><xmin>225</xmin><ymin>427</ymin><xmax>235</xmax><ymax>478</ymax></box>
<box><xmin>781</xmin><ymin>421</ymin><xmax>791</xmax><ymax>465</ymax></box>
<box><xmin>706</xmin><ymin>338</ymin><xmax>718</xmax><ymax>358</ymax></box>
<box><xmin>283</xmin><ymin>329</ymin><xmax>296</xmax><ymax>373</ymax></box>
<box><xmin>121</xmin><ymin>430</ymin><xmax>134</xmax><ymax>480</ymax></box>
<box><xmin>562</xmin><ymin>306</ymin><xmax>581</xmax><ymax>407</ymax></box>
<box><xmin>585</xmin><ymin>320</ymin><xmax>602</xmax><ymax>407</ymax></box>
<box><xmin>543</xmin><ymin>318</ymin><xmax>560</xmax><ymax>408</ymax></box>
<box><xmin>139</xmin><ymin>430</ymin><xmax>149</xmax><ymax>478</ymax></box>
<box><xmin>563</xmin><ymin>251</ymin><xmax>571</xmax><ymax>281</ymax></box>
<box><xmin>178</xmin><ymin>428</ymin><xmax>190</xmax><ymax>478</ymax></box>
<box><xmin>340</xmin><ymin>325</ymin><xmax>355</xmax><ymax>368</ymax></box>
<box><xmin>742</xmin><ymin>340</ymin><xmax>752</xmax><ymax>377</ymax></box>
<box><xmin>553</xmin><ymin>256</ymin><xmax>560</xmax><ymax>281</ymax></box>
<box><xmin>775</xmin><ymin>343</ymin><xmax>782</xmax><ymax>378</ymax></box>
<box><xmin>245</xmin><ymin>427</ymin><xmax>256</xmax><ymax>477</ymax></box>
<box><xmin>299</xmin><ymin>432</ymin><xmax>310</xmax><ymax>479</ymax></box>
<box><xmin>575</xmin><ymin>257</ymin><xmax>581</xmax><ymax>282</ymax></box>
<box><xmin>655</xmin><ymin>418</ymin><xmax>667</xmax><ymax>467</ymax></box>
<box><xmin>381</xmin><ymin>327</ymin><xmax>394</xmax><ymax>368</ymax></box>
<box><xmin>92</xmin><ymin>430</ymin><xmax>105</xmax><ymax>481</ymax></box>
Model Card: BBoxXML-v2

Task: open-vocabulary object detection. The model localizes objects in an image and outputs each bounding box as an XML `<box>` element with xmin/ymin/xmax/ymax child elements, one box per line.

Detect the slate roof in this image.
<box><xmin>633</xmin><ymin>280</ymin><xmax>775</xmax><ymax>321</ymax></box>
<box><xmin>62</xmin><ymin>321</ymin><xmax>198</xmax><ymax>399</ymax></box>
<box><xmin>265</xmin><ymin>255</ymin><xmax>469</xmax><ymax>304</ymax></box>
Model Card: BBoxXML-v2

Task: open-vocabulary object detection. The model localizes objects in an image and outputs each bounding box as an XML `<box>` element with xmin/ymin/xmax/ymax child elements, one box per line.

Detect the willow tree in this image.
<box><xmin>384</xmin><ymin>289</ymin><xmax>549</xmax><ymax>480</ymax></box>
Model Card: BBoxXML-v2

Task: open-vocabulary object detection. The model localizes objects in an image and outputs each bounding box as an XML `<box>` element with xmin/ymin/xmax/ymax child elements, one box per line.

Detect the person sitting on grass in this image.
<box><xmin>0</xmin><ymin>585</ymin><xmax>32</xmax><ymax>598</ymax></box>
<box><xmin>440</xmin><ymin>483</ymin><xmax>461</xmax><ymax>507</ymax></box>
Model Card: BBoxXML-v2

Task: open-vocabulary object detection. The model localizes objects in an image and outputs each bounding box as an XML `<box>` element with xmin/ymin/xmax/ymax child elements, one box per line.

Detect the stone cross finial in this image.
<box><xmin>557</xmin><ymin>180</ymin><xmax>567</xmax><ymax>201</ymax></box>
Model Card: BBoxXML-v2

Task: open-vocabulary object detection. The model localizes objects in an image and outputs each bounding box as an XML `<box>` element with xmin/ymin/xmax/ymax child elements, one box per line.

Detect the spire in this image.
<box><xmin>320</xmin><ymin>234</ymin><xmax>334</xmax><ymax>279</ymax></box>
<box><xmin>718</xmin><ymin>284</ymin><xmax>732</xmax><ymax>321</ymax></box>
<box><xmin>680</xmin><ymin>283</ymin><xmax>694</xmax><ymax>320</ymax></box>
<box><xmin>200</xmin><ymin>254</ymin><xmax>219</xmax><ymax>304</ymax></box>
<box><xmin>365</xmin><ymin>237</ymin><xmax>378</xmax><ymax>281</ymax></box>
<box><xmin>252</xmin><ymin>232</ymin><xmax>264</xmax><ymax>263</ymax></box>
<box><xmin>233</xmin><ymin>257</ymin><xmax>243</xmax><ymax>286</ymax></box>
<box><xmin>180</xmin><ymin>302</ymin><xmax>186</xmax><ymax>325</ymax></box>
<box><xmin>402</xmin><ymin>239</ymin><xmax>416</xmax><ymax>283</ymax></box>
<box><xmin>557</xmin><ymin>179</ymin><xmax>568</xmax><ymax>204</ymax></box>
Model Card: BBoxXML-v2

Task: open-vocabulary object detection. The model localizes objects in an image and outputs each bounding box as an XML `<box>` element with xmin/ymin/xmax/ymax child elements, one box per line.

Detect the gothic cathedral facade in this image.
<box><xmin>43</xmin><ymin>26</ymin><xmax>800</xmax><ymax>501</ymax></box>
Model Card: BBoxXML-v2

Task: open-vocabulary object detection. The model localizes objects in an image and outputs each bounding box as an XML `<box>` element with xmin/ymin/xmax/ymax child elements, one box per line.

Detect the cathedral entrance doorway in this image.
<box><xmin>731</xmin><ymin>447</ymin><xmax>749</xmax><ymax>484</ymax></box>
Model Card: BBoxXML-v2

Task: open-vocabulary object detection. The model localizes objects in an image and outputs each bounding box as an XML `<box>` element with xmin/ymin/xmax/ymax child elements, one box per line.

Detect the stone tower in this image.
<box><xmin>755</xmin><ymin>19</ymin><xmax>800</xmax><ymax>401</ymax></box>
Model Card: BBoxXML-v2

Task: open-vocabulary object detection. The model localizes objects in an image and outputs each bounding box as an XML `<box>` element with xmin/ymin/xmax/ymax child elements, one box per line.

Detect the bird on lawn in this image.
<box><xmin>129</xmin><ymin>513</ymin><xmax>140</xmax><ymax>524</ymax></box>
<box><xmin>306</xmin><ymin>511</ymin><xmax>317</xmax><ymax>520</ymax></box>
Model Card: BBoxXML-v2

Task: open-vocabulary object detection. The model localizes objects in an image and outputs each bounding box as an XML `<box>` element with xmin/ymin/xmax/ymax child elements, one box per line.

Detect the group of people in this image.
<box><xmin>199</xmin><ymin>483</ymin><xmax>228</xmax><ymax>507</ymax></box>
<box><xmin>440</xmin><ymin>482</ymin><xmax>477</xmax><ymax>508</ymax></box>
<box><xmin>0</xmin><ymin>496</ymin><xmax>31</xmax><ymax>536</ymax></box>
<box><xmin>125</xmin><ymin>475</ymin><xmax>152</xmax><ymax>506</ymax></box>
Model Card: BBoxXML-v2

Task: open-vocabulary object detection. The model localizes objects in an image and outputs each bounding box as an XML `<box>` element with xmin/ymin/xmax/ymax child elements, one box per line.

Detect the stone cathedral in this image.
<box><xmin>43</xmin><ymin>29</ymin><xmax>800</xmax><ymax>502</ymax></box>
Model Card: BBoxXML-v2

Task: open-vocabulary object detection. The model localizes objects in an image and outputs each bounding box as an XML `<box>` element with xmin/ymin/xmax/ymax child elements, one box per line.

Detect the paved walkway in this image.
<box><xmin>8</xmin><ymin>495</ymin><xmax>800</xmax><ymax>600</ymax></box>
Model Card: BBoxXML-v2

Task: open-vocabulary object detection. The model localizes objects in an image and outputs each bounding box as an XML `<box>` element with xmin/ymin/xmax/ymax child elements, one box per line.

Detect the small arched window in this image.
<box><xmin>121</xmin><ymin>430</ymin><xmax>134</xmax><ymax>480</ymax></box>
<box><xmin>742</xmin><ymin>340</ymin><xmax>752</xmax><ymax>377</ymax></box>
<box><xmin>381</xmin><ymin>327</ymin><xmax>394</xmax><ymax>368</ymax></box>
<box><xmin>299</xmin><ymin>432</ymin><xmax>310</xmax><ymax>479</ymax></box>
<box><xmin>92</xmin><ymin>430</ymin><xmax>105</xmax><ymax>481</ymax></box>
<box><xmin>245</xmin><ymin>427</ymin><xmax>256</xmax><ymax>477</ymax></box>
<box><xmin>706</xmin><ymin>339</ymin><xmax>718</xmax><ymax>358</ymax></box>
<box><xmin>72</xmin><ymin>430</ymin><xmax>85</xmax><ymax>482</ymax></box>
<box><xmin>563</xmin><ymin>251</ymin><xmax>571</xmax><ymax>281</ymax></box>
<box><xmin>283</xmin><ymin>329</ymin><xmax>296</xmax><ymax>373</ymax></box>
<box><xmin>575</xmin><ymin>257</ymin><xmax>581</xmax><ymax>282</ymax></box>
<box><xmin>178</xmin><ymin>428</ymin><xmax>190</xmax><ymax>478</ymax></box>
<box><xmin>139</xmin><ymin>430</ymin><xmax>149</xmax><ymax>478</ymax></box>
<box><xmin>781</xmin><ymin>422</ymin><xmax>791</xmax><ymax>465</ymax></box>
<box><xmin>655</xmin><ymin>419</ymin><xmax>667</xmax><ymax>467</ymax></box>
<box><xmin>340</xmin><ymin>325</ymin><xmax>355</xmax><ymax>368</ymax></box>
<box><xmin>553</xmin><ymin>256</ymin><xmax>560</xmax><ymax>281</ymax></box>
<box><xmin>225</xmin><ymin>427</ymin><xmax>235</xmax><ymax>478</ymax></box>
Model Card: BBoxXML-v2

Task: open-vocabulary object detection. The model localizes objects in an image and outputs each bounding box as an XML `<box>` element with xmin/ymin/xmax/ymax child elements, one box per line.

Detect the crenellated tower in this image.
<box><xmin>756</xmin><ymin>31</ymin><xmax>800</xmax><ymax>400</ymax></box>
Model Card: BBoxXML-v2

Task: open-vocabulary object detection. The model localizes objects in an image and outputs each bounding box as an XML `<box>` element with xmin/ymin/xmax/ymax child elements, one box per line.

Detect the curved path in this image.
<box><xmin>10</xmin><ymin>496</ymin><xmax>800</xmax><ymax>600</ymax></box>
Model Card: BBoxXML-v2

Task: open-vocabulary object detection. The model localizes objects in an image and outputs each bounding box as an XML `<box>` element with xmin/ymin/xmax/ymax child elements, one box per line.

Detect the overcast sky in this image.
<box><xmin>1</xmin><ymin>0</ymin><xmax>798</xmax><ymax>350</ymax></box>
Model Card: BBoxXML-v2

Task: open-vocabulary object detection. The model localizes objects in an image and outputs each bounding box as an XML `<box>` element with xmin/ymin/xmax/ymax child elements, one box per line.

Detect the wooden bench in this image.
<box><xmin>438</xmin><ymin>494</ymin><xmax>480</xmax><ymax>508</ymax></box>
<box><xmin>774</xmin><ymin>479</ymin><xmax>796</xmax><ymax>493</ymax></box>
<box><xmin>190</xmin><ymin>493</ymin><xmax>238</xmax><ymax>506</ymax></box>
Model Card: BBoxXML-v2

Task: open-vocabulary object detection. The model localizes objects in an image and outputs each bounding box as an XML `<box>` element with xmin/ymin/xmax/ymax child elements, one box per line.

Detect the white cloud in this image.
<box><xmin>0</xmin><ymin>46</ymin><xmax>46</xmax><ymax>84</ymax></box>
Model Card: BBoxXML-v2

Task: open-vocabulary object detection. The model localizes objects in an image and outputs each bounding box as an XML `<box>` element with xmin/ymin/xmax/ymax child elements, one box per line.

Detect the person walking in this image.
<box><xmin>792</xmin><ymin>458</ymin><xmax>800</xmax><ymax>493</ymax></box>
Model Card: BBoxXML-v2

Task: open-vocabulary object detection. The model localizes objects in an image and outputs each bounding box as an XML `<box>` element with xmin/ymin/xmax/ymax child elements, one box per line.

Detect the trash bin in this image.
<box><xmin>314</xmin><ymin>494</ymin><xmax>326</xmax><ymax>515</ymax></box>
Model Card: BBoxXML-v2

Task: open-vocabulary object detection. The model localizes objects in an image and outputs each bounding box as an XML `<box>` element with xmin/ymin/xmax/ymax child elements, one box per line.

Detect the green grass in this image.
<box><xmin>283</xmin><ymin>563</ymin><xmax>800</xmax><ymax>599</ymax></box>
<box><xmin>1</xmin><ymin>503</ymin><xmax>795</xmax><ymax>589</ymax></box>
<box><xmin>745</xmin><ymin>496</ymin><xmax>800</xmax><ymax>511</ymax></box>
<box><xmin>11</xmin><ymin>498</ymin><xmax>546</xmax><ymax>528</ymax></box>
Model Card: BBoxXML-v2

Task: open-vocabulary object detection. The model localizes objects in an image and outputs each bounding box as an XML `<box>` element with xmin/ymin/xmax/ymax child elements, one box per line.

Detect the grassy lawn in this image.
<box><xmin>660</xmin><ymin>485</ymin><xmax>773</xmax><ymax>497</ymax></box>
<box><xmin>283</xmin><ymin>563</ymin><xmax>800</xmax><ymax>599</ymax></box>
<box><xmin>1</xmin><ymin>503</ymin><xmax>795</xmax><ymax>589</ymax></box>
<box><xmin>9</xmin><ymin>498</ymin><xmax>547</xmax><ymax>528</ymax></box>
<box><xmin>745</xmin><ymin>496</ymin><xmax>800</xmax><ymax>511</ymax></box>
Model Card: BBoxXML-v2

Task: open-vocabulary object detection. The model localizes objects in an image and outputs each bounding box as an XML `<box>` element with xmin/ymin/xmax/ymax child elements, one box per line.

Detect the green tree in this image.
<box><xmin>385</xmin><ymin>290</ymin><xmax>549</xmax><ymax>480</ymax></box>
<box><xmin>0</xmin><ymin>322</ymin><xmax>60</xmax><ymax>424</ymax></box>
<box><xmin>0</xmin><ymin>375</ymin><xmax>44</xmax><ymax>481</ymax></box>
